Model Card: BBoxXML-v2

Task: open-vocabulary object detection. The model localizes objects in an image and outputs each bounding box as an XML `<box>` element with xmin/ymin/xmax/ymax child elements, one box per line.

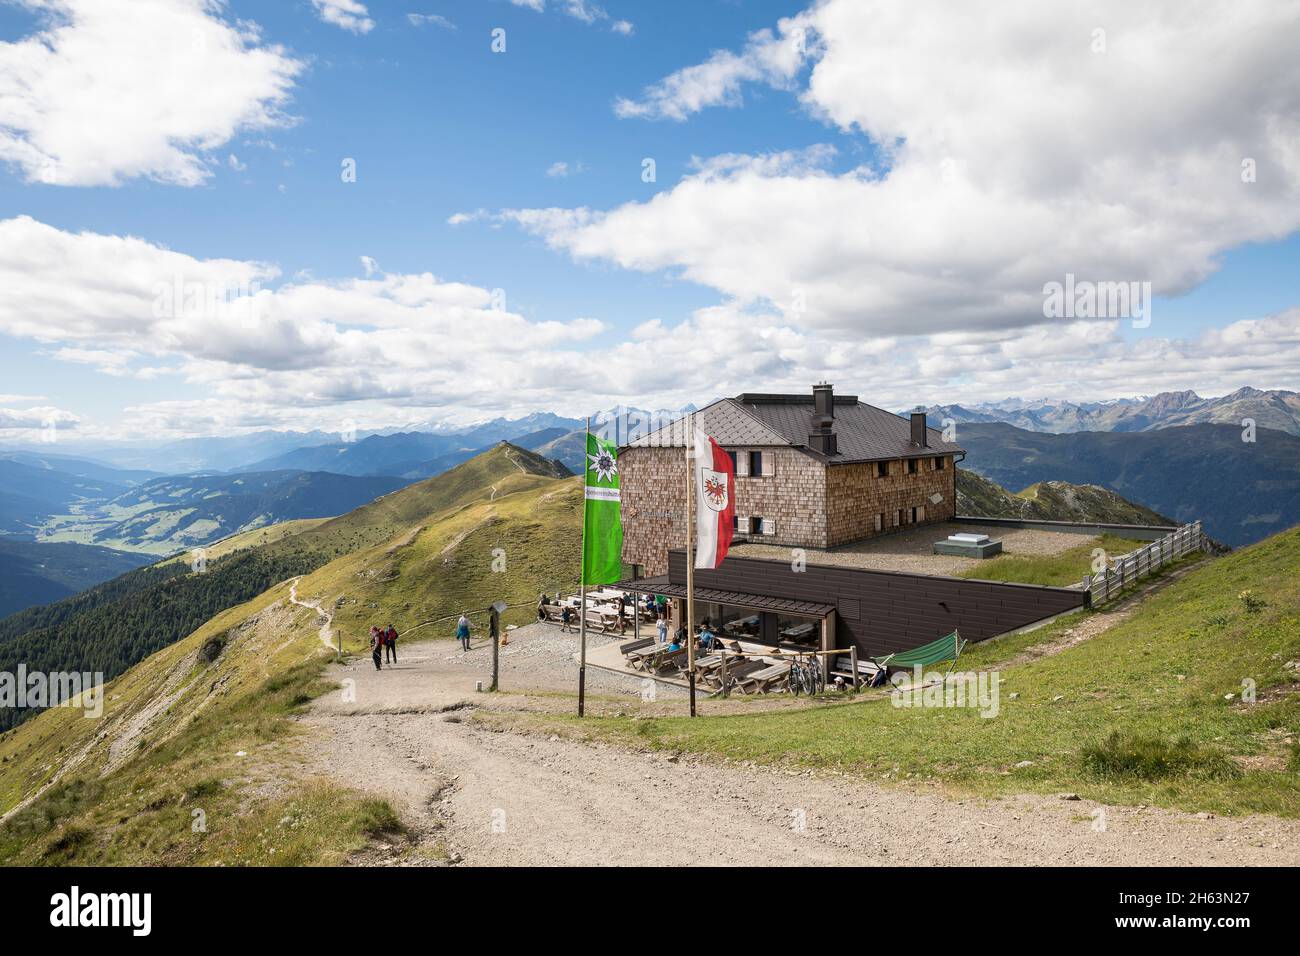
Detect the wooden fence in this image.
<box><xmin>1084</xmin><ymin>520</ymin><xmax>1205</xmax><ymax>605</ymax></box>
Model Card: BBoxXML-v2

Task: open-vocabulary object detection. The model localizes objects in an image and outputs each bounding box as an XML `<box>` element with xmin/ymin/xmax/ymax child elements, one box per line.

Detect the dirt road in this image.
<box><xmin>304</xmin><ymin>625</ymin><xmax>1300</xmax><ymax>867</ymax></box>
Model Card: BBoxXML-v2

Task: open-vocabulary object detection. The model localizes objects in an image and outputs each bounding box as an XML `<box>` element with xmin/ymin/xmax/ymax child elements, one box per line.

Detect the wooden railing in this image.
<box><xmin>1084</xmin><ymin>520</ymin><xmax>1205</xmax><ymax>605</ymax></box>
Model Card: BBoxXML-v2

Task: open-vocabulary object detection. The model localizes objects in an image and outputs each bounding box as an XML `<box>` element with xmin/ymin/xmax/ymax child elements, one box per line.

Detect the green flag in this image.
<box><xmin>582</xmin><ymin>431</ymin><xmax>622</xmax><ymax>584</ymax></box>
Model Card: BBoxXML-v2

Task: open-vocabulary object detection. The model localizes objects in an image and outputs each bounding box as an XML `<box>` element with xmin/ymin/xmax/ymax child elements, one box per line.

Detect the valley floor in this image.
<box><xmin>304</xmin><ymin>625</ymin><xmax>1300</xmax><ymax>867</ymax></box>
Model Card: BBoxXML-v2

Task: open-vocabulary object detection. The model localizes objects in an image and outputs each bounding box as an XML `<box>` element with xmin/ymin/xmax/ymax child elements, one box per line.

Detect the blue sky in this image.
<box><xmin>1</xmin><ymin>0</ymin><xmax>1298</xmax><ymax>442</ymax></box>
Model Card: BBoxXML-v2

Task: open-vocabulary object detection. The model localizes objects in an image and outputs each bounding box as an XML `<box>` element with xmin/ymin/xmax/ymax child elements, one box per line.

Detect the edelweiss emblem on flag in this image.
<box><xmin>701</xmin><ymin>468</ymin><xmax>728</xmax><ymax>512</ymax></box>
<box><xmin>587</xmin><ymin>448</ymin><xmax>618</xmax><ymax>483</ymax></box>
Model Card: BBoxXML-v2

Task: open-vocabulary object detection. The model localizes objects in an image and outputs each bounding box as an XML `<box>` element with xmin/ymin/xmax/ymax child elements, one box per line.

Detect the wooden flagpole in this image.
<box><xmin>686</xmin><ymin>412</ymin><xmax>697</xmax><ymax>718</ymax></box>
<box><xmin>578</xmin><ymin>416</ymin><xmax>589</xmax><ymax>717</ymax></box>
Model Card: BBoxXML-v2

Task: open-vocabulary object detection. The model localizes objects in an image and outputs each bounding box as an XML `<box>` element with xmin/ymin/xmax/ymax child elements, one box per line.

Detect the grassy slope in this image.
<box><xmin>556</xmin><ymin>527</ymin><xmax>1300</xmax><ymax>817</ymax></box>
<box><xmin>956</xmin><ymin>469</ymin><xmax>1172</xmax><ymax>525</ymax></box>
<box><xmin>956</xmin><ymin>533</ymin><xmax>1148</xmax><ymax>587</ymax></box>
<box><xmin>0</xmin><ymin>443</ymin><xmax>578</xmax><ymax>863</ymax></box>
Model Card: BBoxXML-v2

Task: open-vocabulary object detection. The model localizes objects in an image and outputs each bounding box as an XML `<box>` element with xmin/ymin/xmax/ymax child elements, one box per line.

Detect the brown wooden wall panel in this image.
<box><xmin>666</xmin><ymin>550</ymin><xmax>1085</xmax><ymax>657</ymax></box>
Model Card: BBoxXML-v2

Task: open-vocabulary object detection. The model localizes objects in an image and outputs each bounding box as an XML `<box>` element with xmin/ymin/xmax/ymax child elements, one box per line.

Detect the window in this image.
<box><xmin>726</xmin><ymin>450</ymin><xmax>738</xmax><ymax>473</ymax></box>
<box><xmin>907</xmin><ymin>458</ymin><xmax>918</xmax><ymax>474</ymax></box>
<box><xmin>910</xmin><ymin>506</ymin><xmax>919</xmax><ymax>523</ymax></box>
<box><xmin>750</xmin><ymin>516</ymin><xmax>764</xmax><ymax>535</ymax></box>
<box><xmin>934</xmin><ymin>456</ymin><xmax>945</xmax><ymax>471</ymax></box>
<box><xmin>897</xmin><ymin>509</ymin><xmax>905</xmax><ymax>526</ymax></box>
<box><xmin>749</xmin><ymin>451</ymin><xmax>762</xmax><ymax>476</ymax></box>
<box><xmin>877</xmin><ymin>461</ymin><xmax>889</xmax><ymax>478</ymax></box>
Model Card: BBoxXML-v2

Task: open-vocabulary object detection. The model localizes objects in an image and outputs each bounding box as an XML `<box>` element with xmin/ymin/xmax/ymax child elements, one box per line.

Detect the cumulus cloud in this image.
<box><xmin>312</xmin><ymin>0</ymin><xmax>374</xmax><ymax>34</ymax></box>
<box><xmin>4</xmin><ymin>214</ymin><xmax>1297</xmax><ymax>440</ymax></box>
<box><xmin>0</xmin><ymin>0</ymin><xmax>304</xmax><ymax>187</ymax></box>
<box><xmin>511</xmin><ymin>0</ymin><xmax>1300</xmax><ymax>338</ymax></box>
<box><xmin>614</xmin><ymin>15</ymin><xmax>810</xmax><ymax>120</ymax></box>
<box><xmin>0</xmin><ymin>405</ymin><xmax>79</xmax><ymax>433</ymax></box>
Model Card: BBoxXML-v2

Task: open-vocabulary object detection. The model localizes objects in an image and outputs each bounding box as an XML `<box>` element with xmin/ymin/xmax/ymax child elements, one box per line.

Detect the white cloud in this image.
<box><xmin>515</xmin><ymin>0</ymin><xmax>1300</xmax><ymax>339</ymax></box>
<box><xmin>407</xmin><ymin>13</ymin><xmax>455</xmax><ymax>30</ymax></box>
<box><xmin>0</xmin><ymin>405</ymin><xmax>79</xmax><ymax>432</ymax></box>
<box><xmin>509</xmin><ymin>0</ymin><xmax>630</xmax><ymax>33</ymax></box>
<box><xmin>545</xmin><ymin>160</ymin><xmax>586</xmax><ymax>178</ymax></box>
<box><xmin>614</xmin><ymin>17</ymin><xmax>809</xmax><ymax>120</ymax></box>
<box><xmin>0</xmin><ymin>0</ymin><xmax>304</xmax><ymax>187</ymax></box>
<box><xmin>312</xmin><ymin>0</ymin><xmax>374</xmax><ymax>34</ymax></box>
<box><xmin>3</xmin><ymin>215</ymin><xmax>1298</xmax><ymax>440</ymax></box>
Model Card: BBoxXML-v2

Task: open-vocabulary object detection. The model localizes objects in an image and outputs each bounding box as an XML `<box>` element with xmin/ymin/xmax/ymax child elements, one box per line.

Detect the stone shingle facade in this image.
<box><xmin>622</xmin><ymin>443</ymin><xmax>957</xmax><ymax>576</ymax></box>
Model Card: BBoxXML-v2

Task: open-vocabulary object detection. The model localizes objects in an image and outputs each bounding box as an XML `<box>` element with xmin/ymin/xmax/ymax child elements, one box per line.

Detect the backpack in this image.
<box><xmin>385</xmin><ymin>627</ymin><xmax>397</xmax><ymax>645</ymax></box>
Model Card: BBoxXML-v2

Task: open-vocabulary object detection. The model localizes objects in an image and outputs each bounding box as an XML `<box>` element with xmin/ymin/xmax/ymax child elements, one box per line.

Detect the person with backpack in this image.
<box><xmin>384</xmin><ymin>623</ymin><xmax>398</xmax><ymax>664</ymax></box>
<box><xmin>456</xmin><ymin>612</ymin><xmax>472</xmax><ymax>651</ymax></box>
<box><xmin>368</xmin><ymin>626</ymin><xmax>383</xmax><ymax>670</ymax></box>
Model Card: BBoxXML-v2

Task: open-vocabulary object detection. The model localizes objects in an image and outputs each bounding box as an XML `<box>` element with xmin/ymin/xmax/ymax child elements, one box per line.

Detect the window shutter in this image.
<box><xmin>735</xmin><ymin>514</ymin><xmax>748</xmax><ymax>535</ymax></box>
<box><xmin>735</xmin><ymin>451</ymin><xmax>749</xmax><ymax>477</ymax></box>
<box><xmin>761</xmin><ymin>451</ymin><xmax>774</xmax><ymax>477</ymax></box>
<box><xmin>761</xmin><ymin>518</ymin><xmax>775</xmax><ymax>536</ymax></box>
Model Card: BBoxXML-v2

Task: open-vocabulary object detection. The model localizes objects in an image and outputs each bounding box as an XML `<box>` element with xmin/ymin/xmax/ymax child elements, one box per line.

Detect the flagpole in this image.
<box><xmin>685</xmin><ymin>412</ymin><xmax>697</xmax><ymax>718</ymax></box>
<box><xmin>578</xmin><ymin>416</ymin><xmax>589</xmax><ymax>718</ymax></box>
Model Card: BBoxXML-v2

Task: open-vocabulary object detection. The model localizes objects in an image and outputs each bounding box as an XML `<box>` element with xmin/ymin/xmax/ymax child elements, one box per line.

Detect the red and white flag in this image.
<box><xmin>694</xmin><ymin>428</ymin><xmax>735</xmax><ymax>569</ymax></box>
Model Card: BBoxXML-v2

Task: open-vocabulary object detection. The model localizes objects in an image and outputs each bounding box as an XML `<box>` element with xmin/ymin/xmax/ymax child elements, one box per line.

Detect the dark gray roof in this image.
<box><xmin>614</xmin><ymin>578</ymin><xmax>834</xmax><ymax>619</ymax></box>
<box><xmin>623</xmin><ymin>399</ymin><xmax>789</xmax><ymax>449</ymax></box>
<box><xmin>623</xmin><ymin>393</ymin><xmax>964</xmax><ymax>465</ymax></box>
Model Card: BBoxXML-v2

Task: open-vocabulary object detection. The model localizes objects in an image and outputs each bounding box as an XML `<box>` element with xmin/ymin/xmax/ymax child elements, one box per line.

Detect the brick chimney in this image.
<box><xmin>910</xmin><ymin>411</ymin><xmax>928</xmax><ymax>447</ymax></box>
<box><xmin>808</xmin><ymin>382</ymin><xmax>838</xmax><ymax>455</ymax></box>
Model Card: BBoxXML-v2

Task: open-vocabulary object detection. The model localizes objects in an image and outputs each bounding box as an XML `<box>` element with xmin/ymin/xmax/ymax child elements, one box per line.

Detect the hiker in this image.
<box><xmin>656</xmin><ymin>615</ymin><xmax>668</xmax><ymax>644</ymax></box>
<box><xmin>644</xmin><ymin>593</ymin><xmax>656</xmax><ymax>617</ymax></box>
<box><xmin>369</xmin><ymin>626</ymin><xmax>383</xmax><ymax>670</ymax></box>
<box><xmin>698</xmin><ymin>620</ymin><xmax>716</xmax><ymax>652</ymax></box>
<box><xmin>537</xmin><ymin>593</ymin><xmax>550</xmax><ymax>621</ymax></box>
<box><xmin>560</xmin><ymin>604</ymin><xmax>573</xmax><ymax>633</ymax></box>
<box><xmin>615</xmin><ymin>595</ymin><xmax>627</xmax><ymax>634</ymax></box>
<box><xmin>456</xmin><ymin>611</ymin><xmax>472</xmax><ymax>651</ymax></box>
<box><xmin>384</xmin><ymin>623</ymin><xmax>398</xmax><ymax>663</ymax></box>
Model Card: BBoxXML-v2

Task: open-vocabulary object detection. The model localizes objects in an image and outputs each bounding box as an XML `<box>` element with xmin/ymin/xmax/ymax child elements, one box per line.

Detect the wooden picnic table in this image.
<box><xmin>735</xmin><ymin>661</ymin><xmax>792</xmax><ymax>694</ymax></box>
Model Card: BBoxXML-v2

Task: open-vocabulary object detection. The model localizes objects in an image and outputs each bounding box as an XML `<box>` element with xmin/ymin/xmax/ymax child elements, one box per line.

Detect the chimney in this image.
<box><xmin>808</xmin><ymin>382</ymin><xmax>837</xmax><ymax>455</ymax></box>
<box><xmin>910</xmin><ymin>411</ymin><xmax>928</xmax><ymax>447</ymax></box>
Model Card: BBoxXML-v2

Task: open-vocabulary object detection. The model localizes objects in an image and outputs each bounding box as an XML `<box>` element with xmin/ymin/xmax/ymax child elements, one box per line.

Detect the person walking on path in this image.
<box><xmin>560</xmin><ymin>604</ymin><xmax>573</xmax><ymax>633</ymax></box>
<box><xmin>456</xmin><ymin>612</ymin><xmax>472</xmax><ymax>651</ymax></box>
<box><xmin>384</xmin><ymin>623</ymin><xmax>398</xmax><ymax>664</ymax></box>
<box><xmin>369</xmin><ymin>626</ymin><xmax>384</xmax><ymax>670</ymax></box>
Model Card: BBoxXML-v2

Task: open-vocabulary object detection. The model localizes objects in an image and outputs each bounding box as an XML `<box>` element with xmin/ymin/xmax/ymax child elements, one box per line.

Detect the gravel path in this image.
<box><xmin>303</xmin><ymin>624</ymin><xmax>1300</xmax><ymax>867</ymax></box>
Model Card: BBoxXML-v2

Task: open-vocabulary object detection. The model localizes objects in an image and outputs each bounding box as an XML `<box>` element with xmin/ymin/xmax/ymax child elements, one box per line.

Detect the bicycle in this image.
<box><xmin>787</xmin><ymin>654</ymin><xmax>825</xmax><ymax>696</ymax></box>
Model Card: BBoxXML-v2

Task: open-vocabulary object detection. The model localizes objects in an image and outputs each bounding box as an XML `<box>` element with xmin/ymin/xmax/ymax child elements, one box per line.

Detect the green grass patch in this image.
<box><xmin>1080</xmin><ymin>731</ymin><xmax>1241</xmax><ymax>781</ymax></box>
<box><xmin>957</xmin><ymin>533</ymin><xmax>1148</xmax><ymax>587</ymax></box>
<box><xmin>561</xmin><ymin>527</ymin><xmax>1300</xmax><ymax>817</ymax></box>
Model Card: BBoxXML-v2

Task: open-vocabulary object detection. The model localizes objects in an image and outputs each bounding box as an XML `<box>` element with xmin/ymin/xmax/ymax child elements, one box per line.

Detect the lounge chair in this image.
<box><xmin>871</xmin><ymin>630</ymin><xmax>967</xmax><ymax>679</ymax></box>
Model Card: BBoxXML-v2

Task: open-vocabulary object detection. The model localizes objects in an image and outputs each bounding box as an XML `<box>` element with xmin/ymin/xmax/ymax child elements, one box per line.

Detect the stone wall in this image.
<box><xmin>621</xmin><ymin>446</ymin><xmax>957</xmax><ymax>574</ymax></box>
<box><xmin>825</xmin><ymin>455</ymin><xmax>956</xmax><ymax>546</ymax></box>
<box><xmin>621</xmin><ymin>446</ymin><xmax>827</xmax><ymax>575</ymax></box>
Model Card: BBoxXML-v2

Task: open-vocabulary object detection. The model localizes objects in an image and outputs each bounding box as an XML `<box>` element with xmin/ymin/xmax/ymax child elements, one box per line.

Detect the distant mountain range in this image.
<box><xmin>38</xmin><ymin>470</ymin><xmax>409</xmax><ymax>555</ymax></box>
<box><xmin>909</xmin><ymin>387</ymin><xmax>1300</xmax><ymax>436</ymax></box>
<box><xmin>956</xmin><ymin>421</ymin><xmax>1300</xmax><ymax>546</ymax></box>
<box><xmin>956</xmin><ymin>470</ymin><xmax>1173</xmax><ymax>526</ymax></box>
